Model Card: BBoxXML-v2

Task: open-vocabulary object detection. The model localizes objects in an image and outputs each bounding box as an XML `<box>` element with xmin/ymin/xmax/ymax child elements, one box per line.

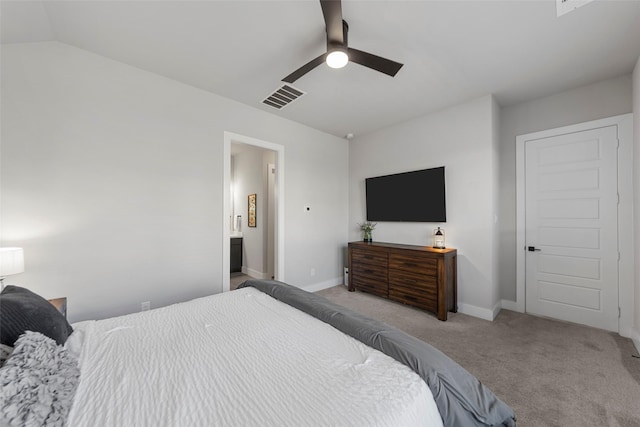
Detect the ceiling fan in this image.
<box><xmin>282</xmin><ymin>0</ymin><xmax>404</xmax><ymax>84</ymax></box>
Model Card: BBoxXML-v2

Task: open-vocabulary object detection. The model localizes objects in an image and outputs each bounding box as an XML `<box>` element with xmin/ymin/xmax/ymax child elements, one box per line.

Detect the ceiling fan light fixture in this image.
<box><xmin>281</xmin><ymin>1</ymin><xmax>403</xmax><ymax>83</ymax></box>
<box><xmin>326</xmin><ymin>49</ymin><xmax>348</xmax><ymax>69</ymax></box>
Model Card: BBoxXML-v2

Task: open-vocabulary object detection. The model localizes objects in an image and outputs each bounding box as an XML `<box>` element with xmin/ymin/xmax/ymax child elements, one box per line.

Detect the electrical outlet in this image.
<box><xmin>310</xmin><ymin>268</ymin><xmax>316</xmax><ymax>277</ymax></box>
<box><xmin>141</xmin><ymin>301</ymin><xmax>151</xmax><ymax>312</ymax></box>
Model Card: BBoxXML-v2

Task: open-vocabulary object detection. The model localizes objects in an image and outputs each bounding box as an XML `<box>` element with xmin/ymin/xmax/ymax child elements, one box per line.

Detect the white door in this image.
<box><xmin>525</xmin><ymin>125</ymin><xmax>619</xmax><ymax>332</ymax></box>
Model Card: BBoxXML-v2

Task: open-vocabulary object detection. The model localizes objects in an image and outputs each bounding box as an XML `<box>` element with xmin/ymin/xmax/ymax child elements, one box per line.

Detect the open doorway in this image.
<box><xmin>229</xmin><ymin>144</ymin><xmax>275</xmax><ymax>288</ymax></box>
<box><xmin>222</xmin><ymin>132</ymin><xmax>284</xmax><ymax>292</ymax></box>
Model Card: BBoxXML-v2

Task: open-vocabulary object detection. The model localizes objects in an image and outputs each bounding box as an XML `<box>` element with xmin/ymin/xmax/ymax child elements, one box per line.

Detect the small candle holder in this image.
<box><xmin>433</xmin><ymin>227</ymin><xmax>445</xmax><ymax>249</ymax></box>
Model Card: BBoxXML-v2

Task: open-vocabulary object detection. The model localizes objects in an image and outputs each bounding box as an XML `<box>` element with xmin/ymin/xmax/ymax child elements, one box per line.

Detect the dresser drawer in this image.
<box><xmin>389</xmin><ymin>252</ymin><xmax>437</xmax><ymax>276</ymax></box>
<box><xmin>351</xmin><ymin>248</ymin><xmax>388</xmax><ymax>266</ymax></box>
<box><xmin>352</xmin><ymin>276</ymin><xmax>388</xmax><ymax>298</ymax></box>
<box><xmin>389</xmin><ymin>284</ymin><xmax>437</xmax><ymax>312</ymax></box>
<box><xmin>350</xmin><ymin>263</ymin><xmax>389</xmax><ymax>297</ymax></box>
<box><xmin>389</xmin><ymin>269</ymin><xmax>437</xmax><ymax>293</ymax></box>
<box><xmin>352</xmin><ymin>262</ymin><xmax>387</xmax><ymax>280</ymax></box>
<box><xmin>389</xmin><ymin>268</ymin><xmax>437</xmax><ymax>312</ymax></box>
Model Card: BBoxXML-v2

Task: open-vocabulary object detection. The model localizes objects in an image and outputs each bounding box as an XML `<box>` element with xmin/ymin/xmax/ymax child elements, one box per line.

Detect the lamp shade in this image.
<box><xmin>0</xmin><ymin>247</ymin><xmax>25</xmax><ymax>277</ymax></box>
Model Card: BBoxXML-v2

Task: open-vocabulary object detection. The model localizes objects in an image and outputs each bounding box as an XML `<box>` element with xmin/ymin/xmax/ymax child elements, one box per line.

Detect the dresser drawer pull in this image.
<box><xmin>405</xmin><ymin>278</ymin><xmax>417</xmax><ymax>284</ymax></box>
<box><xmin>403</xmin><ymin>263</ymin><xmax>419</xmax><ymax>268</ymax></box>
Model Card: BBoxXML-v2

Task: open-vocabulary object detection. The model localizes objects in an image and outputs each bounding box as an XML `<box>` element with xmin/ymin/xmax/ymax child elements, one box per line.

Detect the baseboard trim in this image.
<box><xmin>631</xmin><ymin>328</ymin><xmax>640</xmax><ymax>355</ymax></box>
<box><xmin>303</xmin><ymin>277</ymin><xmax>342</xmax><ymax>293</ymax></box>
<box><xmin>501</xmin><ymin>299</ymin><xmax>521</xmax><ymax>312</ymax></box>
<box><xmin>241</xmin><ymin>267</ymin><xmax>271</xmax><ymax>280</ymax></box>
<box><xmin>458</xmin><ymin>302</ymin><xmax>500</xmax><ymax>321</ymax></box>
<box><xmin>492</xmin><ymin>301</ymin><xmax>502</xmax><ymax>320</ymax></box>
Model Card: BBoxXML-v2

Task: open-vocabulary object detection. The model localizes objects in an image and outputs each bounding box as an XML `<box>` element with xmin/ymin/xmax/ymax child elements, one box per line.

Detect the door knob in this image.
<box><xmin>527</xmin><ymin>246</ymin><xmax>541</xmax><ymax>252</ymax></box>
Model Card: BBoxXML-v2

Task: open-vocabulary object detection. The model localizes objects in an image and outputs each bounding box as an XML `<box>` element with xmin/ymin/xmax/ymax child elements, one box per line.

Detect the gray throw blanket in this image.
<box><xmin>239</xmin><ymin>279</ymin><xmax>516</xmax><ymax>427</ymax></box>
<box><xmin>0</xmin><ymin>331</ymin><xmax>80</xmax><ymax>427</ymax></box>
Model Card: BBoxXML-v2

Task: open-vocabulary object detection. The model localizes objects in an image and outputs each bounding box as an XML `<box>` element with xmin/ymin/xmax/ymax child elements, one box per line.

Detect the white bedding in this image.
<box><xmin>66</xmin><ymin>287</ymin><xmax>443</xmax><ymax>427</ymax></box>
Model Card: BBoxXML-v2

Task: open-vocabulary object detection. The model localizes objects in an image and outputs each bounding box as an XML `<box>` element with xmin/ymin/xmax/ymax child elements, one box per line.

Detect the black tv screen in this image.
<box><xmin>366</xmin><ymin>166</ymin><xmax>446</xmax><ymax>222</ymax></box>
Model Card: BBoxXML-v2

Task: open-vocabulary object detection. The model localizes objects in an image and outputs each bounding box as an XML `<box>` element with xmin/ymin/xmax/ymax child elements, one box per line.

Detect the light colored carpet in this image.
<box><xmin>316</xmin><ymin>285</ymin><xmax>640</xmax><ymax>427</ymax></box>
<box><xmin>230</xmin><ymin>273</ymin><xmax>251</xmax><ymax>290</ymax></box>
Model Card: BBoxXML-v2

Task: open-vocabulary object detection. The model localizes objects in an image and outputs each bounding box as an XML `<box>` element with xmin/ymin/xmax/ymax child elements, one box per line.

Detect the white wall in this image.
<box><xmin>499</xmin><ymin>75</ymin><xmax>633</xmax><ymax>301</ymax></box>
<box><xmin>349</xmin><ymin>95</ymin><xmax>500</xmax><ymax>319</ymax></box>
<box><xmin>633</xmin><ymin>56</ymin><xmax>640</xmax><ymax>349</ymax></box>
<box><xmin>1</xmin><ymin>41</ymin><xmax>349</xmax><ymax>322</ymax></box>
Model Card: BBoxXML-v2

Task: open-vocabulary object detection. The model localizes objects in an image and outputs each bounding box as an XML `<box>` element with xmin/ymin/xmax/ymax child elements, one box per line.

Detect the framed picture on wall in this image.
<box><xmin>248</xmin><ymin>194</ymin><xmax>257</xmax><ymax>227</ymax></box>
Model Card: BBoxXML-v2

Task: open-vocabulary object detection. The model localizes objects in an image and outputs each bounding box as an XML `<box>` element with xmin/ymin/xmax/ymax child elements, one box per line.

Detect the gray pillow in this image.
<box><xmin>0</xmin><ymin>344</ymin><xmax>12</xmax><ymax>367</ymax></box>
<box><xmin>0</xmin><ymin>286</ymin><xmax>73</xmax><ymax>347</ymax></box>
<box><xmin>0</xmin><ymin>331</ymin><xmax>80</xmax><ymax>427</ymax></box>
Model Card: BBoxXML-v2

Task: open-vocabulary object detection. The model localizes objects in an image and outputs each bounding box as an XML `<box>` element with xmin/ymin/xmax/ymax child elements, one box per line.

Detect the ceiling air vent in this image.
<box><xmin>262</xmin><ymin>85</ymin><xmax>305</xmax><ymax>109</ymax></box>
<box><xmin>556</xmin><ymin>0</ymin><xmax>595</xmax><ymax>17</ymax></box>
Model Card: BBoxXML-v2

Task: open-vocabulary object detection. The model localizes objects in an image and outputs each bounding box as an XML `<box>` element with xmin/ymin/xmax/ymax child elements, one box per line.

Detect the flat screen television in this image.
<box><xmin>365</xmin><ymin>166</ymin><xmax>446</xmax><ymax>222</ymax></box>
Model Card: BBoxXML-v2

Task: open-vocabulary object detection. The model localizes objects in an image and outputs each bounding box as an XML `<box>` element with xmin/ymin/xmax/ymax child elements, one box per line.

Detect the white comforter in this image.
<box><xmin>66</xmin><ymin>287</ymin><xmax>443</xmax><ymax>427</ymax></box>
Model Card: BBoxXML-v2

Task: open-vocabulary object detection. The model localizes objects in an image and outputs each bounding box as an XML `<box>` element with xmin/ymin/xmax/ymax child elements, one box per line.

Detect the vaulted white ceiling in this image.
<box><xmin>3</xmin><ymin>0</ymin><xmax>640</xmax><ymax>138</ymax></box>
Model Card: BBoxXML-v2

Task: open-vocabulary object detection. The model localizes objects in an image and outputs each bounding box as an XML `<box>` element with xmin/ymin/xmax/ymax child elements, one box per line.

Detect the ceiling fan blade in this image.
<box><xmin>282</xmin><ymin>53</ymin><xmax>327</xmax><ymax>83</ymax></box>
<box><xmin>320</xmin><ymin>0</ymin><xmax>344</xmax><ymax>44</ymax></box>
<box><xmin>347</xmin><ymin>48</ymin><xmax>403</xmax><ymax>77</ymax></box>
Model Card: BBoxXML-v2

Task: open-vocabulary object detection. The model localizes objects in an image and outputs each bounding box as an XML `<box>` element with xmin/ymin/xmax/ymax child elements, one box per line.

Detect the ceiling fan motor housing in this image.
<box><xmin>327</xmin><ymin>20</ymin><xmax>349</xmax><ymax>50</ymax></box>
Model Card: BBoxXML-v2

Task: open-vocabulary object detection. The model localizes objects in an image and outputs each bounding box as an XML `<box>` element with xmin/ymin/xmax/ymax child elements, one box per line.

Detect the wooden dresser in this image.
<box><xmin>348</xmin><ymin>241</ymin><xmax>457</xmax><ymax>321</ymax></box>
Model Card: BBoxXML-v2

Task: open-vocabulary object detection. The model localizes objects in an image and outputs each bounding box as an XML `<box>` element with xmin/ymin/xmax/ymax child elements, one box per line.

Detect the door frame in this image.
<box><xmin>515</xmin><ymin>114</ymin><xmax>634</xmax><ymax>336</ymax></box>
<box><xmin>266</xmin><ymin>162</ymin><xmax>276</xmax><ymax>279</ymax></box>
<box><xmin>222</xmin><ymin>131</ymin><xmax>285</xmax><ymax>292</ymax></box>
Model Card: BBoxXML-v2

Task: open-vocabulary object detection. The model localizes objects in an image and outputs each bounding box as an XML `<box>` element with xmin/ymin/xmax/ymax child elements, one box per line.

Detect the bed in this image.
<box><xmin>0</xmin><ymin>280</ymin><xmax>515</xmax><ymax>427</ymax></box>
